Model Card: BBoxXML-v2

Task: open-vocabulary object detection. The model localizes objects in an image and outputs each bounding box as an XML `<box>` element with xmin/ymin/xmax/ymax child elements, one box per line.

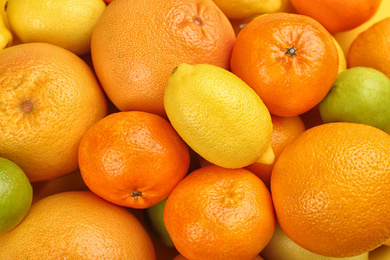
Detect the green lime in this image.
<box><xmin>0</xmin><ymin>157</ymin><xmax>33</xmax><ymax>235</ymax></box>
<box><xmin>144</xmin><ymin>198</ymin><xmax>174</xmax><ymax>247</ymax></box>
<box><xmin>319</xmin><ymin>67</ymin><xmax>390</xmax><ymax>134</ymax></box>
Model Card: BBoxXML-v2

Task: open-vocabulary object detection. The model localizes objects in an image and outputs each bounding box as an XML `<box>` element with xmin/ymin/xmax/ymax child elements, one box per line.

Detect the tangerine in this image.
<box><xmin>230</xmin><ymin>13</ymin><xmax>339</xmax><ymax>117</ymax></box>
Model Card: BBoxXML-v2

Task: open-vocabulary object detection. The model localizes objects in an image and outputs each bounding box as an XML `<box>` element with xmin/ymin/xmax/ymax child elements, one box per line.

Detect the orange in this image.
<box><xmin>173</xmin><ymin>254</ymin><xmax>264</xmax><ymax>260</ymax></box>
<box><xmin>0</xmin><ymin>42</ymin><xmax>107</xmax><ymax>182</ymax></box>
<box><xmin>347</xmin><ymin>17</ymin><xmax>390</xmax><ymax>79</ymax></box>
<box><xmin>78</xmin><ymin>111</ymin><xmax>190</xmax><ymax>209</ymax></box>
<box><xmin>246</xmin><ymin>115</ymin><xmax>306</xmax><ymax>189</ymax></box>
<box><xmin>0</xmin><ymin>191</ymin><xmax>156</xmax><ymax>259</ymax></box>
<box><xmin>91</xmin><ymin>0</ymin><xmax>236</xmax><ymax>117</ymax></box>
<box><xmin>271</xmin><ymin>122</ymin><xmax>390</xmax><ymax>257</ymax></box>
<box><xmin>230</xmin><ymin>13</ymin><xmax>339</xmax><ymax>117</ymax></box>
<box><xmin>164</xmin><ymin>165</ymin><xmax>275</xmax><ymax>260</ymax></box>
<box><xmin>31</xmin><ymin>169</ymin><xmax>89</xmax><ymax>204</ymax></box>
<box><xmin>290</xmin><ymin>0</ymin><xmax>382</xmax><ymax>34</ymax></box>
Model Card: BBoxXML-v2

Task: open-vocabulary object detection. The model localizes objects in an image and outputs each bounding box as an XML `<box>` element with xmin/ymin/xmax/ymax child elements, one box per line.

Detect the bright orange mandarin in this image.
<box><xmin>246</xmin><ymin>115</ymin><xmax>306</xmax><ymax>189</ymax></box>
<box><xmin>0</xmin><ymin>191</ymin><xmax>156</xmax><ymax>259</ymax></box>
<box><xmin>230</xmin><ymin>13</ymin><xmax>339</xmax><ymax>117</ymax></box>
<box><xmin>290</xmin><ymin>0</ymin><xmax>382</xmax><ymax>33</ymax></box>
<box><xmin>78</xmin><ymin>111</ymin><xmax>190</xmax><ymax>209</ymax></box>
<box><xmin>91</xmin><ymin>0</ymin><xmax>236</xmax><ymax>117</ymax></box>
<box><xmin>173</xmin><ymin>253</ymin><xmax>264</xmax><ymax>260</ymax></box>
<box><xmin>347</xmin><ymin>17</ymin><xmax>390</xmax><ymax>79</ymax></box>
<box><xmin>0</xmin><ymin>42</ymin><xmax>107</xmax><ymax>182</ymax></box>
<box><xmin>164</xmin><ymin>165</ymin><xmax>275</xmax><ymax>260</ymax></box>
<box><xmin>271</xmin><ymin>122</ymin><xmax>390</xmax><ymax>257</ymax></box>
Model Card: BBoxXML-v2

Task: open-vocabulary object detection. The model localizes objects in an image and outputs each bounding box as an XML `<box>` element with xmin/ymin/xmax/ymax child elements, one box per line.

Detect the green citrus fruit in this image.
<box><xmin>0</xmin><ymin>157</ymin><xmax>33</xmax><ymax>235</ymax></box>
<box><xmin>319</xmin><ymin>67</ymin><xmax>390</xmax><ymax>134</ymax></box>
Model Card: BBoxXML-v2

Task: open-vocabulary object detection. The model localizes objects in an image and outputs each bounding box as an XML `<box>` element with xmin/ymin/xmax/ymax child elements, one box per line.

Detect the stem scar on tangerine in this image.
<box><xmin>131</xmin><ymin>190</ymin><xmax>142</xmax><ymax>198</ymax></box>
<box><xmin>285</xmin><ymin>46</ymin><xmax>298</xmax><ymax>58</ymax></box>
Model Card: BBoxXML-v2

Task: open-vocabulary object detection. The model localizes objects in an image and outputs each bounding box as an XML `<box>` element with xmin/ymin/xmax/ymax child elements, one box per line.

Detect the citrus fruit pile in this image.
<box><xmin>0</xmin><ymin>0</ymin><xmax>390</xmax><ymax>259</ymax></box>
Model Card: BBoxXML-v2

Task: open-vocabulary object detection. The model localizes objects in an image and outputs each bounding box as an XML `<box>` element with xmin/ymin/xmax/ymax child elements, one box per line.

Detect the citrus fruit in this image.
<box><xmin>0</xmin><ymin>157</ymin><xmax>32</xmax><ymax>235</ymax></box>
<box><xmin>5</xmin><ymin>0</ymin><xmax>106</xmax><ymax>55</ymax></box>
<box><xmin>290</xmin><ymin>0</ymin><xmax>382</xmax><ymax>33</ymax></box>
<box><xmin>174</xmin><ymin>254</ymin><xmax>264</xmax><ymax>260</ymax></box>
<box><xmin>261</xmin><ymin>222</ymin><xmax>369</xmax><ymax>260</ymax></box>
<box><xmin>91</xmin><ymin>0</ymin><xmax>236</xmax><ymax>117</ymax></box>
<box><xmin>333</xmin><ymin>0</ymin><xmax>390</xmax><ymax>55</ymax></box>
<box><xmin>271</xmin><ymin>122</ymin><xmax>390</xmax><ymax>257</ymax></box>
<box><xmin>230</xmin><ymin>12</ymin><xmax>339</xmax><ymax>117</ymax></box>
<box><xmin>211</xmin><ymin>0</ymin><xmax>281</xmax><ymax>20</ymax></box>
<box><xmin>78</xmin><ymin>111</ymin><xmax>190</xmax><ymax>209</ymax></box>
<box><xmin>319</xmin><ymin>67</ymin><xmax>390</xmax><ymax>134</ymax></box>
<box><xmin>0</xmin><ymin>191</ymin><xmax>156</xmax><ymax>259</ymax></box>
<box><xmin>31</xmin><ymin>169</ymin><xmax>89</xmax><ymax>204</ymax></box>
<box><xmin>164</xmin><ymin>165</ymin><xmax>275</xmax><ymax>260</ymax></box>
<box><xmin>347</xmin><ymin>17</ymin><xmax>390</xmax><ymax>79</ymax></box>
<box><xmin>164</xmin><ymin>63</ymin><xmax>274</xmax><ymax>169</ymax></box>
<box><xmin>332</xmin><ymin>35</ymin><xmax>347</xmax><ymax>73</ymax></box>
<box><xmin>0</xmin><ymin>42</ymin><xmax>107</xmax><ymax>182</ymax></box>
<box><xmin>144</xmin><ymin>198</ymin><xmax>174</xmax><ymax>248</ymax></box>
<box><xmin>245</xmin><ymin>114</ymin><xmax>306</xmax><ymax>189</ymax></box>
<box><xmin>0</xmin><ymin>11</ymin><xmax>12</xmax><ymax>50</ymax></box>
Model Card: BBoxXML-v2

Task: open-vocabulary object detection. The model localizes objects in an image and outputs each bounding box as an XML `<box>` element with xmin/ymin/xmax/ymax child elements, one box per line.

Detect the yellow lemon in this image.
<box><xmin>331</xmin><ymin>35</ymin><xmax>347</xmax><ymax>73</ymax></box>
<box><xmin>5</xmin><ymin>0</ymin><xmax>106</xmax><ymax>55</ymax></box>
<box><xmin>213</xmin><ymin>0</ymin><xmax>281</xmax><ymax>20</ymax></box>
<box><xmin>333</xmin><ymin>0</ymin><xmax>390</xmax><ymax>54</ymax></box>
<box><xmin>0</xmin><ymin>11</ymin><xmax>11</xmax><ymax>49</ymax></box>
<box><xmin>164</xmin><ymin>63</ymin><xmax>274</xmax><ymax>169</ymax></box>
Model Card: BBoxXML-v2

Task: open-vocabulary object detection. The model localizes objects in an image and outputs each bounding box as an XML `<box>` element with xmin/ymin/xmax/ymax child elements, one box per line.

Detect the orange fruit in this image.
<box><xmin>290</xmin><ymin>0</ymin><xmax>382</xmax><ymax>34</ymax></box>
<box><xmin>230</xmin><ymin>12</ymin><xmax>339</xmax><ymax>117</ymax></box>
<box><xmin>0</xmin><ymin>191</ymin><xmax>156</xmax><ymax>259</ymax></box>
<box><xmin>31</xmin><ymin>169</ymin><xmax>89</xmax><ymax>204</ymax></box>
<box><xmin>347</xmin><ymin>17</ymin><xmax>390</xmax><ymax>79</ymax></box>
<box><xmin>0</xmin><ymin>42</ymin><xmax>107</xmax><ymax>182</ymax></box>
<box><xmin>173</xmin><ymin>254</ymin><xmax>264</xmax><ymax>260</ymax></box>
<box><xmin>246</xmin><ymin>115</ymin><xmax>306</xmax><ymax>189</ymax></box>
<box><xmin>271</xmin><ymin>122</ymin><xmax>390</xmax><ymax>257</ymax></box>
<box><xmin>91</xmin><ymin>0</ymin><xmax>236</xmax><ymax>117</ymax></box>
<box><xmin>164</xmin><ymin>165</ymin><xmax>275</xmax><ymax>260</ymax></box>
<box><xmin>78</xmin><ymin>111</ymin><xmax>190</xmax><ymax>209</ymax></box>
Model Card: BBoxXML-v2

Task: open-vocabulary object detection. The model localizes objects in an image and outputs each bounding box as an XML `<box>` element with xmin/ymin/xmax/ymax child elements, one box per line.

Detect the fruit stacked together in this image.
<box><xmin>0</xmin><ymin>0</ymin><xmax>390</xmax><ymax>259</ymax></box>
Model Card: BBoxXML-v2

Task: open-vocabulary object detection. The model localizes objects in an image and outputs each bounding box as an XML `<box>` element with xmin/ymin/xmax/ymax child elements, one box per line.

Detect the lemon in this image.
<box><xmin>212</xmin><ymin>0</ymin><xmax>281</xmax><ymax>20</ymax></box>
<box><xmin>5</xmin><ymin>0</ymin><xmax>106</xmax><ymax>55</ymax></box>
<box><xmin>0</xmin><ymin>157</ymin><xmax>33</xmax><ymax>235</ymax></box>
<box><xmin>0</xmin><ymin>11</ymin><xmax>11</xmax><ymax>50</ymax></box>
<box><xmin>164</xmin><ymin>63</ymin><xmax>274</xmax><ymax>169</ymax></box>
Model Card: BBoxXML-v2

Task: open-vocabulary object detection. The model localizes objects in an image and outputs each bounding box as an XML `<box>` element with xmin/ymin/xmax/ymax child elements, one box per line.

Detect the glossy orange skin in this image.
<box><xmin>246</xmin><ymin>115</ymin><xmax>306</xmax><ymax>189</ymax></box>
<box><xmin>164</xmin><ymin>165</ymin><xmax>275</xmax><ymax>260</ymax></box>
<box><xmin>291</xmin><ymin>0</ymin><xmax>382</xmax><ymax>33</ymax></box>
<box><xmin>271</xmin><ymin>122</ymin><xmax>390</xmax><ymax>257</ymax></box>
<box><xmin>0</xmin><ymin>191</ymin><xmax>156</xmax><ymax>259</ymax></box>
<box><xmin>230</xmin><ymin>13</ymin><xmax>339</xmax><ymax>117</ymax></box>
<box><xmin>78</xmin><ymin>111</ymin><xmax>190</xmax><ymax>209</ymax></box>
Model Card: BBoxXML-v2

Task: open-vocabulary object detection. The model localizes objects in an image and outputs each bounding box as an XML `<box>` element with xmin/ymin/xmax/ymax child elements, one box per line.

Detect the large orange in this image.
<box><xmin>271</xmin><ymin>122</ymin><xmax>390</xmax><ymax>257</ymax></box>
<box><xmin>230</xmin><ymin>13</ymin><xmax>339</xmax><ymax>117</ymax></box>
<box><xmin>91</xmin><ymin>0</ymin><xmax>236</xmax><ymax>117</ymax></box>
<box><xmin>290</xmin><ymin>0</ymin><xmax>382</xmax><ymax>34</ymax></box>
<box><xmin>246</xmin><ymin>115</ymin><xmax>306</xmax><ymax>189</ymax></box>
<box><xmin>0</xmin><ymin>191</ymin><xmax>156</xmax><ymax>259</ymax></box>
<box><xmin>78</xmin><ymin>111</ymin><xmax>190</xmax><ymax>209</ymax></box>
<box><xmin>347</xmin><ymin>17</ymin><xmax>390</xmax><ymax>79</ymax></box>
<box><xmin>164</xmin><ymin>165</ymin><xmax>275</xmax><ymax>260</ymax></box>
<box><xmin>0</xmin><ymin>42</ymin><xmax>107</xmax><ymax>182</ymax></box>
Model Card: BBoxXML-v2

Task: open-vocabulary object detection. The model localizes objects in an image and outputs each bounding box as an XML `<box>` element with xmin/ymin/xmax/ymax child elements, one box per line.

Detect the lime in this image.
<box><xmin>319</xmin><ymin>67</ymin><xmax>390</xmax><ymax>134</ymax></box>
<box><xmin>0</xmin><ymin>157</ymin><xmax>33</xmax><ymax>235</ymax></box>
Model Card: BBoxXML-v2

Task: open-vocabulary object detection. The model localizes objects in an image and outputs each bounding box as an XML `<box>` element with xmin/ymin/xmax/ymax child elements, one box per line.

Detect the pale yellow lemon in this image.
<box><xmin>5</xmin><ymin>0</ymin><xmax>106</xmax><ymax>55</ymax></box>
<box><xmin>213</xmin><ymin>0</ymin><xmax>281</xmax><ymax>20</ymax></box>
